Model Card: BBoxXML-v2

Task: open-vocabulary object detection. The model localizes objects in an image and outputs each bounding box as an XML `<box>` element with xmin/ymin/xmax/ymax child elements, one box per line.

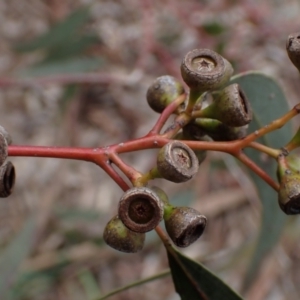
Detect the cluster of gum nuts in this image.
<box><xmin>103</xmin><ymin>48</ymin><xmax>254</xmax><ymax>253</ymax></box>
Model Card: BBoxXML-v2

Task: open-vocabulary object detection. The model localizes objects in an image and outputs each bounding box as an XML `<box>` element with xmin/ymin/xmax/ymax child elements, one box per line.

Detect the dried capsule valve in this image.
<box><xmin>0</xmin><ymin>161</ymin><xmax>15</xmax><ymax>197</ymax></box>
<box><xmin>181</xmin><ymin>48</ymin><xmax>233</xmax><ymax>92</ymax></box>
<box><xmin>164</xmin><ymin>206</ymin><xmax>207</xmax><ymax>247</ymax></box>
<box><xmin>118</xmin><ymin>187</ymin><xmax>164</xmax><ymax>233</ymax></box>
<box><xmin>157</xmin><ymin>141</ymin><xmax>199</xmax><ymax>183</ymax></box>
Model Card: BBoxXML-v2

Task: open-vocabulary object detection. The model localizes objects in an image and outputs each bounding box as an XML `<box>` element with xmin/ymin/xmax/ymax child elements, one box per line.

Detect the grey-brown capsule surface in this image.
<box><xmin>0</xmin><ymin>161</ymin><xmax>15</xmax><ymax>197</ymax></box>
<box><xmin>0</xmin><ymin>133</ymin><xmax>7</xmax><ymax>167</ymax></box>
<box><xmin>201</xmin><ymin>83</ymin><xmax>252</xmax><ymax>127</ymax></box>
<box><xmin>103</xmin><ymin>215</ymin><xmax>145</xmax><ymax>253</ymax></box>
<box><xmin>0</xmin><ymin>126</ymin><xmax>12</xmax><ymax>145</ymax></box>
<box><xmin>164</xmin><ymin>206</ymin><xmax>207</xmax><ymax>247</ymax></box>
<box><xmin>278</xmin><ymin>171</ymin><xmax>300</xmax><ymax>215</ymax></box>
<box><xmin>157</xmin><ymin>141</ymin><xmax>199</xmax><ymax>183</ymax></box>
<box><xmin>286</xmin><ymin>32</ymin><xmax>300</xmax><ymax>71</ymax></box>
<box><xmin>118</xmin><ymin>187</ymin><xmax>164</xmax><ymax>233</ymax></box>
<box><xmin>181</xmin><ymin>49</ymin><xmax>233</xmax><ymax>92</ymax></box>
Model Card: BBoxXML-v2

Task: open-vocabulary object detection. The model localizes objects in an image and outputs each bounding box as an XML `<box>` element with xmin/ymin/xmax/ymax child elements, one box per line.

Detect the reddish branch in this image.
<box><xmin>7</xmin><ymin>97</ymin><xmax>300</xmax><ymax>193</ymax></box>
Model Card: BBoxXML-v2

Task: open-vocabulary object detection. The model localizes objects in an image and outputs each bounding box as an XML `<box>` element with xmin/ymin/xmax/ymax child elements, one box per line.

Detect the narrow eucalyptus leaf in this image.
<box><xmin>230</xmin><ymin>72</ymin><xmax>292</xmax><ymax>290</ymax></box>
<box><xmin>167</xmin><ymin>246</ymin><xmax>244</xmax><ymax>300</ymax></box>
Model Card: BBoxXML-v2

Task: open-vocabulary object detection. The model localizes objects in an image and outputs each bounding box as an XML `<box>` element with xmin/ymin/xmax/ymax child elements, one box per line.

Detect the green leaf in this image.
<box><xmin>0</xmin><ymin>216</ymin><xmax>37</xmax><ymax>299</ymax></box>
<box><xmin>18</xmin><ymin>57</ymin><xmax>104</xmax><ymax>77</ymax></box>
<box><xmin>44</xmin><ymin>34</ymin><xmax>100</xmax><ymax>61</ymax></box>
<box><xmin>202</xmin><ymin>22</ymin><xmax>226</xmax><ymax>36</ymax></box>
<box><xmin>167</xmin><ymin>246</ymin><xmax>243</xmax><ymax>300</ymax></box>
<box><xmin>230</xmin><ymin>72</ymin><xmax>292</xmax><ymax>289</ymax></box>
<box><xmin>14</xmin><ymin>7</ymin><xmax>91</xmax><ymax>52</ymax></box>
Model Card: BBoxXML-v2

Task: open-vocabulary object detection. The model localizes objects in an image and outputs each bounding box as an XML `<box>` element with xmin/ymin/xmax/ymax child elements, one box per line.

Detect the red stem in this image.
<box><xmin>148</xmin><ymin>94</ymin><xmax>187</xmax><ymax>136</ymax></box>
<box><xmin>235</xmin><ymin>151</ymin><xmax>279</xmax><ymax>191</ymax></box>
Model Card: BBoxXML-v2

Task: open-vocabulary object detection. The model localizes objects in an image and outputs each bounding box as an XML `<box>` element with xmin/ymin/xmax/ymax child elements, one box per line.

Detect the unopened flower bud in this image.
<box><xmin>103</xmin><ymin>215</ymin><xmax>145</xmax><ymax>253</ymax></box>
<box><xmin>192</xmin><ymin>118</ymin><xmax>248</xmax><ymax>141</ymax></box>
<box><xmin>146</xmin><ymin>76</ymin><xmax>185</xmax><ymax>113</ymax></box>
<box><xmin>194</xmin><ymin>84</ymin><xmax>252</xmax><ymax>127</ymax></box>
<box><xmin>277</xmin><ymin>154</ymin><xmax>300</xmax><ymax>214</ymax></box>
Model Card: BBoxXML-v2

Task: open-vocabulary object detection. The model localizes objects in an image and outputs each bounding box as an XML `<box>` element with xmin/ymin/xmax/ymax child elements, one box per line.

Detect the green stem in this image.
<box><xmin>185</xmin><ymin>89</ymin><xmax>202</xmax><ymax>115</ymax></box>
<box><xmin>95</xmin><ymin>269</ymin><xmax>170</xmax><ymax>300</ymax></box>
<box><xmin>134</xmin><ymin>166</ymin><xmax>162</xmax><ymax>186</ymax></box>
<box><xmin>235</xmin><ymin>151</ymin><xmax>279</xmax><ymax>191</ymax></box>
<box><xmin>237</xmin><ymin>103</ymin><xmax>300</xmax><ymax>149</ymax></box>
<box><xmin>248</xmin><ymin>142</ymin><xmax>280</xmax><ymax>158</ymax></box>
<box><xmin>284</xmin><ymin>125</ymin><xmax>300</xmax><ymax>152</ymax></box>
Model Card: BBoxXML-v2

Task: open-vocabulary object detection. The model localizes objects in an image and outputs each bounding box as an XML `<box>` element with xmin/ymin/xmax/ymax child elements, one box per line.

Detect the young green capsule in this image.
<box><xmin>103</xmin><ymin>215</ymin><xmax>145</xmax><ymax>253</ymax></box>
<box><xmin>146</xmin><ymin>75</ymin><xmax>185</xmax><ymax>113</ymax></box>
<box><xmin>277</xmin><ymin>154</ymin><xmax>300</xmax><ymax>214</ymax></box>
<box><xmin>194</xmin><ymin>83</ymin><xmax>252</xmax><ymax>127</ymax></box>
<box><xmin>192</xmin><ymin>118</ymin><xmax>248</xmax><ymax>141</ymax></box>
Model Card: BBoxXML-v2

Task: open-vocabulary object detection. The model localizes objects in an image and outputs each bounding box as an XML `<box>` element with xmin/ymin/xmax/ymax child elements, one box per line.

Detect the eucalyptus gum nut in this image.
<box><xmin>150</xmin><ymin>186</ymin><xmax>169</xmax><ymax>206</ymax></box>
<box><xmin>181</xmin><ymin>49</ymin><xmax>233</xmax><ymax>92</ymax></box>
<box><xmin>199</xmin><ymin>84</ymin><xmax>252</xmax><ymax>127</ymax></box>
<box><xmin>174</xmin><ymin>130</ymin><xmax>208</xmax><ymax>165</ymax></box>
<box><xmin>118</xmin><ymin>187</ymin><xmax>164</xmax><ymax>233</ymax></box>
<box><xmin>286</xmin><ymin>32</ymin><xmax>300</xmax><ymax>72</ymax></box>
<box><xmin>157</xmin><ymin>141</ymin><xmax>199</xmax><ymax>183</ymax></box>
<box><xmin>146</xmin><ymin>75</ymin><xmax>185</xmax><ymax>113</ymax></box>
<box><xmin>0</xmin><ymin>126</ymin><xmax>12</xmax><ymax>145</ymax></box>
<box><xmin>278</xmin><ymin>170</ymin><xmax>300</xmax><ymax>215</ymax></box>
<box><xmin>183</xmin><ymin>129</ymin><xmax>208</xmax><ymax>164</ymax></box>
<box><xmin>0</xmin><ymin>133</ymin><xmax>7</xmax><ymax>167</ymax></box>
<box><xmin>0</xmin><ymin>161</ymin><xmax>15</xmax><ymax>197</ymax></box>
<box><xmin>103</xmin><ymin>215</ymin><xmax>145</xmax><ymax>253</ymax></box>
<box><xmin>164</xmin><ymin>206</ymin><xmax>207</xmax><ymax>248</ymax></box>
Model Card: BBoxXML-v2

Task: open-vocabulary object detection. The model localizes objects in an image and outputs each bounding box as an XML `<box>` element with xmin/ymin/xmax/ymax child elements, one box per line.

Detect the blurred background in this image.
<box><xmin>1</xmin><ymin>0</ymin><xmax>300</xmax><ymax>299</ymax></box>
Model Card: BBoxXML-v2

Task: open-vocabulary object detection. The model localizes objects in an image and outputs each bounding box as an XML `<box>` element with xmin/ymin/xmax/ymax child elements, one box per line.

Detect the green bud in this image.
<box><xmin>146</xmin><ymin>75</ymin><xmax>185</xmax><ymax>113</ymax></box>
<box><xmin>103</xmin><ymin>215</ymin><xmax>145</xmax><ymax>253</ymax></box>
<box><xmin>277</xmin><ymin>155</ymin><xmax>300</xmax><ymax>214</ymax></box>
<box><xmin>195</xmin><ymin>83</ymin><xmax>252</xmax><ymax>127</ymax></box>
<box><xmin>192</xmin><ymin>118</ymin><xmax>248</xmax><ymax>141</ymax></box>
